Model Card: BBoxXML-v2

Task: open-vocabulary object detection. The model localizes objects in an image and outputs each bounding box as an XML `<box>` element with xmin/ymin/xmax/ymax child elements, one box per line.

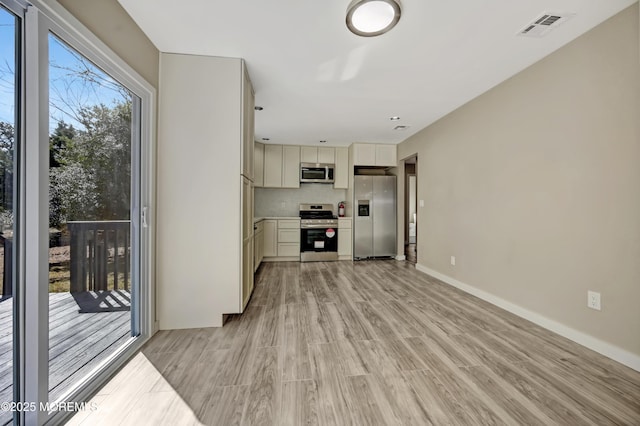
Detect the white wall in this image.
<box><xmin>157</xmin><ymin>53</ymin><xmax>242</xmax><ymax>328</ymax></box>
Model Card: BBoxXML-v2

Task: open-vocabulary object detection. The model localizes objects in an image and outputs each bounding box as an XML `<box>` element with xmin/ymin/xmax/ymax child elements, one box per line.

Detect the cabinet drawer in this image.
<box><xmin>278</xmin><ymin>229</ymin><xmax>299</xmax><ymax>243</ymax></box>
<box><xmin>278</xmin><ymin>219</ymin><xmax>300</xmax><ymax>229</ymax></box>
<box><xmin>278</xmin><ymin>243</ymin><xmax>300</xmax><ymax>257</ymax></box>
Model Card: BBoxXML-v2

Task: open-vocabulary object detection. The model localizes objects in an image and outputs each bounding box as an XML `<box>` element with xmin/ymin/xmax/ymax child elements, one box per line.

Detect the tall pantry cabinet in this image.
<box><xmin>157</xmin><ymin>54</ymin><xmax>255</xmax><ymax>329</ymax></box>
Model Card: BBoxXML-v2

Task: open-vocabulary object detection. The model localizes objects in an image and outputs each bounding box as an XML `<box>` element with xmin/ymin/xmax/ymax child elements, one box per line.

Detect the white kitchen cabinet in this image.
<box><xmin>338</xmin><ymin>217</ymin><xmax>352</xmax><ymax>259</ymax></box>
<box><xmin>254</xmin><ymin>141</ymin><xmax>264</xmax><ymax>187</ymax></box>
<box><xmin>254</xmin><ymin>220</ymin><xmax>264</xmax><ymax>272</ymax></box>
<box><xmin>242</xmin><ymin>67</ymin><xmax>255</xmax><ymax>180</ymax></box>
<box><xmin>263</xmin><ymin>144</ymin><xmax>283</xmax><ymax>187</ymax></box>
<box><xmin>263</xmin><ymin>220</ymin><xmax>277</xmax><ymax>257</ymax></box>
<box><xmin>282</xmin><ymin>145</ymin><xmax>300</xmax><ymax>188</ymax></box>
<box><xmin>353</xmin><ymin>143</ymin><xmax>376</xmax><ymax>166</ymax></box>
<box><xmin>352</xmin><ymin>143</ymin><xmax>397</xmax><ymax>167</ymax></box>
<box><xmin>375</xmin><ymin>144</ymin><xmax>397</xmax><ymax>167</ymax></box>
<box><xmin>334</xmin><ymin>147</ymin><xmax>349</xmax><ymax>189</ymax></box>
<box><xmin>242</xmin><ymin>176</ymin><xmax>254</xmax><ymax>309</ymax></box>
<box><xmin>300</xmin><ymin>146</ymin><xmax>335</xmax><ymax>164</ymax></box>
<box><xmin>263</xmin><ymin>219</ymin><xmax>300</xmax><ymax>260</ymax></box>
<box><xmin>318</xmin><ymin>147</ymin><xmax>335</xmax><ymax>164</ymax></box>
<box><xmin>157</xmin><ymin>54</ymin><xmax>255</xmax><ymax>327</ymax></box>
<box><xmin>301</xmin><ymin>146</ymin><xmax>318</xmax><ymax>163</ymax></box>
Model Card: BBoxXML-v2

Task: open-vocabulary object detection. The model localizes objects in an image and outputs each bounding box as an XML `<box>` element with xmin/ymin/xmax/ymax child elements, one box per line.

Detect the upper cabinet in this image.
<box><xmin>301</xmin><ymin>146</ymin><xmax>335</xmax><ymax>164</ymax></box>
<box><xmin>282</xmin><ymin>145</ymin><xmax>301</xmax><ymax>188</ymax></box>
<box><xmin>241</xmin><ymin>67</ymin><xmax>255</xmax><ymax>180</ymax></box>
<box><xmin>352</xmin><ymin>143</ymin><xmax>397</xmax><ymax>167</ymax></box>
<box><xmin>334</xmin><ymin>147</ymin><xmax>348</xmax><ymax>189</ymax></box>
<box><xmin>254</xmin><ymin>141</ymin><xmax>264</xmax><ymax>187</ymax></box>
<box><xmin>263</xmin><ymin>144</ymin><xmax>300</xmax><ymax>188</ymax></box>
<box><xmin>264</xmin><ymin>144</ymin><xmax>283</xmax><ymax>187</ymax></box>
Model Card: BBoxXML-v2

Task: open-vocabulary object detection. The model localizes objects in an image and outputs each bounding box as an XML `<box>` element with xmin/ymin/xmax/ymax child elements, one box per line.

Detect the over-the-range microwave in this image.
<box><xmin>300</xmin><ymin>163</ymin><xmax>334</xmax><ymax>184</ymax></box>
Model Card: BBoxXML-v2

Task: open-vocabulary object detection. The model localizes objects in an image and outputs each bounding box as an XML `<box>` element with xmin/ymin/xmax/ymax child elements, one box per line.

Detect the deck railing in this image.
<box><xmin>68</xmin><ymin>220</ymin><xmax>131</xmax><ymax>293</ymax></box>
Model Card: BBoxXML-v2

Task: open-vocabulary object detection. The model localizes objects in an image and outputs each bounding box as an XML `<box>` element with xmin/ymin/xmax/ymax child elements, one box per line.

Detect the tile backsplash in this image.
<box><xmin>255</xmin><ymin>184</ymin><xmax>347</xmax><ymax>217</ymax></box>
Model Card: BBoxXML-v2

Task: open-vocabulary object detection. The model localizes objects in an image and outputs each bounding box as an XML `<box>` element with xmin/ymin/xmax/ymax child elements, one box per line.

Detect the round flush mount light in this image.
<box><xmin>346</xmin><ymin>0</ymin><xmax>402</xmax><ymax>37</ymax></box>
<box><xmin>390</xmin><ymin>116</ymin><xmax>401</xmax><ymax>121</ymax></box>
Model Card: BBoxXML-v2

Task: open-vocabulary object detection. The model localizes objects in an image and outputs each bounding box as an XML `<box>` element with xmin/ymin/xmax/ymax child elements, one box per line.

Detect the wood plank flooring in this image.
<box><xmin>0</xmin><ymin>291</ymin><xmax>130</xmax><ymax>425</ymax></box>
<box><xmin>67</xmin><ymin>261</ymin><xmax>640</xmax><ymax>425</ymax></box>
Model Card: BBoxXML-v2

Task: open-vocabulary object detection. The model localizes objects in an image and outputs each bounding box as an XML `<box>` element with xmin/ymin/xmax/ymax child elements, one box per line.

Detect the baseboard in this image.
<box><xmin>415</xmin><ymin>263</ymin><xmax>640</xmax><ymax>372</ymax></box>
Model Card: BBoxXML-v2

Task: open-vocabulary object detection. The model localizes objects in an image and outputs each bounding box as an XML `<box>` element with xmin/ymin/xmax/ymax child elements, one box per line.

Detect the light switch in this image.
<box><xmin>419</xmin><ymin>200</ymin><xmax>424</xmax><ymax>208</ymax></box>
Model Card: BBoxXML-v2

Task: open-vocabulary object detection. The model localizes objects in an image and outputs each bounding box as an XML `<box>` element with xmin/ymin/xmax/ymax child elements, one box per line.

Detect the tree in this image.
<box><xmin>0</xmin><ymin>121</ymin><xmax>13</xmax><ymax>213</ymax></box>
<box><xmin>48</xmin><ymin>101</ymin><xmax>131</xmax><ymax>227</ymax></box>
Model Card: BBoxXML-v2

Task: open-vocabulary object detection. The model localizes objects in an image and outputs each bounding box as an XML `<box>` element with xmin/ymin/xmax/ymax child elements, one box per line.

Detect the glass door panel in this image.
<box><xmin>47</xmin><ymin>33</ymin><xmax>139</xmax><ymax>402</ymax></box>
<box><xmin>0</xmin><ymin>5</ymin><xmax>18</xmax><ymax>425</ymax></box>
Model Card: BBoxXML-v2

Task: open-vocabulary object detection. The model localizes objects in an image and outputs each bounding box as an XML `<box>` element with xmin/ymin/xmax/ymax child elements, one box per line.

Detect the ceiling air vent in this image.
<box><xmin>518</xmin><ymin>12</ymin><xmax>574</xmax><ymax>38</ymax></box>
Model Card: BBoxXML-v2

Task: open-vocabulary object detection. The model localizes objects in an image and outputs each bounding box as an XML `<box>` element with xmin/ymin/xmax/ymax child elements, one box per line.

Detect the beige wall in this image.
<box><xmin>58</xmin><ymin>0</ymin><xmax>159</xmax><ymax>88</ymax></box>
<box><xmin>399</xmin><ymin>4</ymin><xmax>640</xmax><ymax>357</ymax></box>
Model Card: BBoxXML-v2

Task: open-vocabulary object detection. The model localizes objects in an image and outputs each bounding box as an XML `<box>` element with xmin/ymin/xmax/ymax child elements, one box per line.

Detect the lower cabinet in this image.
<box><xmin>263</xmin><ymin>218</ymin><xmax>300</xmax><ymax>261</ymax></box>
<box><xmin>263</xmin><ymin>220</ymin><xmax>277</xmax><ymax>257</ymax></box>
<box><xmin>338</xmin><ymin>217</ymin><xmax>352</xmax><ymax>260</ymax></box>
<box><xmin>254</xmin><ymin>220</ymin><xmax>264</xmax><ymax>272</ymax></box>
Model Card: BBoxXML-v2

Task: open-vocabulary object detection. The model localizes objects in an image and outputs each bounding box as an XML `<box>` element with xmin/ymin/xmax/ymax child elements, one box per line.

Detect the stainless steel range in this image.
<box><xmin>299</xmin><ymin>204</ymin><xmax>339</xmax><ymax>262</ymax></box>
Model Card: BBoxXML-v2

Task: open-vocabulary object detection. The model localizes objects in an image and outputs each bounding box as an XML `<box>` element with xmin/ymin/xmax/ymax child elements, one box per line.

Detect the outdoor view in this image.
<box><xmin>0</xmin><ymin>5</ymin><xmax>141</xmax><ymax>419</ymax></box>
<box><xmin>47</xmin><ymin>33</ymin><xmax>136</xmax><ymax>402</ymax></box>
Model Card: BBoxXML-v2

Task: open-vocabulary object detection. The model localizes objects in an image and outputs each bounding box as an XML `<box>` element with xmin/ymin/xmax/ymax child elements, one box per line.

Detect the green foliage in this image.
<box><xmin>49</xmin><ymin>101</ymin><xmax>131</xmax><ymax>227</ymax></box>
<box><xmin>0</xmin><ymin>121</ymin><xmax>14</xmax><ymax>214</ymax></box>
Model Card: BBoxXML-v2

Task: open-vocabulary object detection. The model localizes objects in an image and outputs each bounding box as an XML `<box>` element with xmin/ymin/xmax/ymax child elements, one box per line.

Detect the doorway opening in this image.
<box><xmin>404</xmin><ymin>156</ymin><xmax>417</xmax><ymax>263</ymax></box>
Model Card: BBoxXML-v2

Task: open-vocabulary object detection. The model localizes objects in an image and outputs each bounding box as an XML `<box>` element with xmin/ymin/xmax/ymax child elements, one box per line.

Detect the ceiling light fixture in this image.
<box><xmin>262</xmin><ymin>137</ymin><xmax>270</xmax><ymax>141</ymax></box>
<box><xmin>319</xmin><ymin>140</ymin><xmax>327</xmax><ymax>143</ymax></box>
<box><xmin>346</xmin><ymin>0</ymin><xmax>402</xmax><ymax>37</ymax></box>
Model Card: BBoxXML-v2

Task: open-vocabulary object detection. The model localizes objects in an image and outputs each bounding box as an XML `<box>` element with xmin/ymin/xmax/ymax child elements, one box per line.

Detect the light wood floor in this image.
<box><xmin>68</xmin><ymin>261</ymin><xmax>640</xmax><ymax>425</ymax></box>
<box><xmin>0</xmin><ymin>291</ymin><xmax>130</xmax><ymax>425</ymax></box>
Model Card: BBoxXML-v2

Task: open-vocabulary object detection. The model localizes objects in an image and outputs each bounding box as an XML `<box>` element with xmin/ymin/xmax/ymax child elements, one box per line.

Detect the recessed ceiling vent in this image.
<box><xmin>518</xmin><ymin>12</ymin><xmax>574</xmax><ymax>38</ymax></box>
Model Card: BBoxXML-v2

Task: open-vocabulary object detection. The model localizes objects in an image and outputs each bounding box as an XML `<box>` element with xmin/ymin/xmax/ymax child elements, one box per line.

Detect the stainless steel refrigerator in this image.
<box><xmin>354</xmin><ymin>175</ymin><xmax>396</xmax><ymax>259</ymax></box>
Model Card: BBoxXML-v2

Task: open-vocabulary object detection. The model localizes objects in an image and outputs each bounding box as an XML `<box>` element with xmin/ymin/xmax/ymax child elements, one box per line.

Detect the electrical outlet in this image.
<box><xmin>450</xmin><ymin>256</ymin><xmax>456</xmax><ymax>266</ymax></box>
<box><xmin>587</xmin><ymin>291</ymin><xmax>601</xmax><ymax>311</ymax></box>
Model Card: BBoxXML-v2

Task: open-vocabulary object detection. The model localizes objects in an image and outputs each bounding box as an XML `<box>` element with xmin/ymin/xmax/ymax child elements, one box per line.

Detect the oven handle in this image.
<box><xmin>301</xmin><ymin>224</ymin><xmax>338</xmax><ymax>229</ymax></box>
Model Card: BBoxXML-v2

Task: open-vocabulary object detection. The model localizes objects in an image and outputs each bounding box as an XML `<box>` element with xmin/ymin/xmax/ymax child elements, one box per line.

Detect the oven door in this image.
<box><xmin>300</xmin><ymin>227</ymin><xmax>338</xmax><ymax>252</ymax></box>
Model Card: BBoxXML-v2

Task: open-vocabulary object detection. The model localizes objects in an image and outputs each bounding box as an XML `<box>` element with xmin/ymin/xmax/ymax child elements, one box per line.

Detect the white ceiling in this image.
<box><xmin>118</xmin><ymin>0</ymin><xmax>635</xmax><ymax>147</ymax></box>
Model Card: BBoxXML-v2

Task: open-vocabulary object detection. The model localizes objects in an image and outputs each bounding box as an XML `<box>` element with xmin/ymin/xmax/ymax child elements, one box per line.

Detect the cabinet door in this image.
<box><xmin>263</xmin><ymin>220</ymin><xmax>278</xmax><ymax>257</ymax></box>
<box><xmin>254</xmin><ymin>141</ymin><xmax>264</xmax><ymax>187</ymax></box>
<box><xmin>338</xmin><ymin>218</ymin><xmax>352</xmax><ymax>257</ymax></box>
<box><xmin>282</xmin><ymin>145</ymin><xmax>300</xmax><ymax>188</ymax></box>
<box><xmin>241</xmin><ymin>176</ymin><xmax>254</xmax><ymax>310</ymax></box>
<box><xmin>353</xmin><ymin>143</ymin><xmax>376</xmax><ymax>166</ymax></box>
<box><xmin>300</xmin><ymin>146</ymin><xmax>318</xmax><ymax>163</ymax></box>
<box><xmin>242</xmin><ymin>66</ymin><xmax>254</xmax><ymax>180</ymax></box>
<box><xmin>318</xmin><ymin>147</ymin><xmax>335</xmax><ymax>164</ymax></box>
<box><xmin>334</xmin><ymin>147</ymin><xmax>349</xmax><ymax>189</ymax></box>
<box><xmin>376</xmin><ymin>144</ymin><xmax>397</xmax><ymax>167</ymax></box>
<box><xmin>263</xmin><ymin>144</ymin><xmax>283</xmax><ymax>187</ymax></box>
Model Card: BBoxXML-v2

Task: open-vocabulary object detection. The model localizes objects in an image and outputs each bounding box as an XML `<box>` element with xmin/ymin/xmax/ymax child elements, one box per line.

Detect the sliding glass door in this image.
<box><xmin>47</xmin><ymin>33</ymin><xmax>140</xmax><ymax>404</ymax></box>
<box><xmin>0</xmin><ymin>0</ymin><xmax>153</xmax><ymax>424</ymax></box>
<box><xmin>0</xmin><ymin>4</ymin><xmax>19</xmax><ymax>425</ymax></box>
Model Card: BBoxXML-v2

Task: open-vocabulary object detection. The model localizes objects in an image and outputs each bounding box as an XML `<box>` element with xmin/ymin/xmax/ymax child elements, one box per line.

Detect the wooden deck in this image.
<box><xmin>0</xmin><ymin>290</ymin><xmax>131</xmax><ymax>422</ymax></box>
